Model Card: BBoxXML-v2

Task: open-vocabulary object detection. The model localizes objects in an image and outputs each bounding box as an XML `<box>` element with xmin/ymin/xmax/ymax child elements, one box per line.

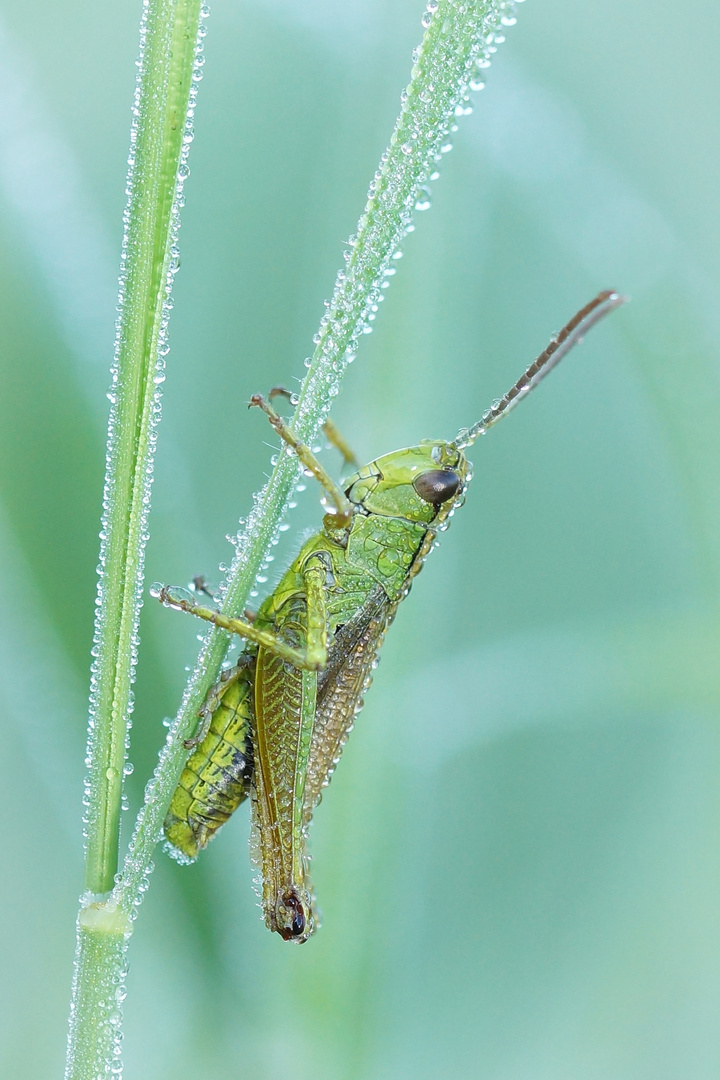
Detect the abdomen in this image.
<box><xmin>164</xmin><ymin>664</ymin><xmax>254</xmax><ymax>862</ymax></box>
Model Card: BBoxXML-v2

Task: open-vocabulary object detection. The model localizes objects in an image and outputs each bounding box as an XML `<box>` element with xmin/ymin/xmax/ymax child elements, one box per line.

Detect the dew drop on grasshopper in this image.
<box><xmin>159</xmin><ymin>290</ymin><xmax>625</xmax><ymax>943</ymax></box>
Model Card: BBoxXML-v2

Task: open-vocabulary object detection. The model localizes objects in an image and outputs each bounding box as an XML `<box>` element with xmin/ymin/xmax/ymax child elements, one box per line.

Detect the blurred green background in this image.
<box><xmin>2</xmin><ymin>0</ymin><xmax>719</xmax><ymax>1076</ymax></box>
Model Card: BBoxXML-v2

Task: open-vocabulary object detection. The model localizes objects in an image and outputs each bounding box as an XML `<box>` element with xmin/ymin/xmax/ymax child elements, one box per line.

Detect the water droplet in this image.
<box><xmin>415</xmin><ymin>185</ymin><xmax>432</xmax><ymax>211</ymax></box>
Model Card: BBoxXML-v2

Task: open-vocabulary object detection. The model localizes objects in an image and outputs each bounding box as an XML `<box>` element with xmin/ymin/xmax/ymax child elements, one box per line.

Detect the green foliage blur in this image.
<box><xmin>2</xmin><ymin>0</ymin><xmax>719</xmax><ymax>1076</ymax></box>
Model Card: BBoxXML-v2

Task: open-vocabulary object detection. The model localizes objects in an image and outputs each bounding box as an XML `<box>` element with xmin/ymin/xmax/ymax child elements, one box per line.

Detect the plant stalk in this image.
<box><xmin>66</xmin><ymin>0</ymin><xmax>205</xmax><ymax>1075</ymax></box>
<box><xmin>85</xmin><ymin>0</ymin><xmax>204</xmax><ymax>898</ymax></box>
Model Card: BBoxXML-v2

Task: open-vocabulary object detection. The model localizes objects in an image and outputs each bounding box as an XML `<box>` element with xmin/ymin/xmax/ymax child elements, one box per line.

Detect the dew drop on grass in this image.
<box><xmin>415</xmin><ymin>185</ymin><xmax>432</xmax><ymax>211</ymax></box>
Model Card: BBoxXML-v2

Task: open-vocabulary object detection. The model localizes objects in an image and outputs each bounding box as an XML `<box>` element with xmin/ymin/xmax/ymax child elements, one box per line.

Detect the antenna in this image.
<box><xmin>453</xmin><ymin>290</ymin><xmax>626</xmax><ymax>449</ymax></box>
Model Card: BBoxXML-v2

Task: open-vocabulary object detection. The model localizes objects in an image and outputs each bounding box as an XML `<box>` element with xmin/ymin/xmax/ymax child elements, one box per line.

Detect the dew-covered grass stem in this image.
<box><xmin>66</xmin><ymin>0</ymin><xmax>206</xmax><ymax>1076</ymax></box>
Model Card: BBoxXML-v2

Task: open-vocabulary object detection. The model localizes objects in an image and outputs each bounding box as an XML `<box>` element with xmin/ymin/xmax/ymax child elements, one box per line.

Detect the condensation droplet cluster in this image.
<box><xmin>65</xmin><ymin>919</ymin><xmax>130</xmax><ymax>1080</ymax></box>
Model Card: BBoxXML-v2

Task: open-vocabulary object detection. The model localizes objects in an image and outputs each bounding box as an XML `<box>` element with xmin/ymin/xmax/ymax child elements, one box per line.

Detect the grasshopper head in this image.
<box><xmin>345</xmin><ymin>441</ymin><xmax>469</xmax><ymax>526</ymax></box>
<box><xmin>273</xmin><ymin>885</ymin><xmax>316</xmax><ymax>944</ymax></box>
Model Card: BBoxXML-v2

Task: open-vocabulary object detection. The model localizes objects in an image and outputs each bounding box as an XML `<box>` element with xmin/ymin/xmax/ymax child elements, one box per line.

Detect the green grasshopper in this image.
<box><xmin>159</xmin><ymin>290</ymin><xmax>624</xmax><ymax>943</ymax></box>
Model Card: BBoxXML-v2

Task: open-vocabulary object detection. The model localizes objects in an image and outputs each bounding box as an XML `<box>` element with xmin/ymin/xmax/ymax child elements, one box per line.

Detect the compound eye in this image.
<box><xmin>413</xmin><ymin>469</ymin><xmax>461</xmax><ymax>505</ymax></box>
